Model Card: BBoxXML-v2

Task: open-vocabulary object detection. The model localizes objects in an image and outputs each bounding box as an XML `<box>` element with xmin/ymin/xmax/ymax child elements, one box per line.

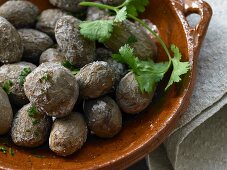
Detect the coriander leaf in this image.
<box><xmin>136</xmin><ymin>61</ymin><xmax>168</xmax><ymax>93</ymax></box>
<box><xmin>19</xmin><ymin>67</ymin><xmax>32</xmax><ymax>86</ymax></box>
<box><xmin>165</xmin><ymin>45</ymin><xmax>190</xmax><ymax>90</ymax></box>
<box><xmin>80</xmin><ymin>20</ymin><xmax>114</xmax><ymax>43</ymax></box>
<box><xmin>2</xmin><ymin>80</ymin><xmax>13</xmax><ymax>95</ymax></box>
<box><xmin>112</xmin><ymin>44</ymin><xmax>168</xmax><ymax>94</ymax></box>
<box><xmin>115</xmin><ymin>7</ymin><xmax>127</xmax><ymax>22</ymax></box>
<box><xmin>125</xmin><ymin>0</ymin><xmax>149</xmax><ymax>17</ymax></box>
<box><xmin>112</xmin><ymin>44</ymin><xmax>138</xmax><ymax>71</ymax></box>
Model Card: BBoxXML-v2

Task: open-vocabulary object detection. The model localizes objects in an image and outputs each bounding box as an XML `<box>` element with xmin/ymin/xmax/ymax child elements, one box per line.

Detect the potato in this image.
<box><xmin>116</xmin><ymin>72</ymin><xmax>154</xmax><ymax>114</ymax></box>
<box><xmin>36</xmin><ymin>9</ymin><xmax>68</xmax><ymax>37</ymax></box>
<box><xmin>105</xmin><ymin>19</ymin><xmax>157</xmax><ymax>60</ymax></box>
<box><xmin>84</xmin><ymin>96</ymin><xmax>122</xmax><ymax>138</ymax></box>
<box><xmin>24</xmin><ymin>62</ymin><xmax>79</xmax><ymax>117</ymax></box>
<box><xmin>76</xmin><ymin>61</ymin><xmax>115</xmax><ymax>99</ymax></box>
<box><xmin>0</xmin><ymin>62</ymin><xmax>37</xmax><ymax>106</ymax></box>
<box><xmin>96</xmin><ymin>48</ymin><xmax>126</xmax><ymax>84</ymax></box>
<box><xmin>0</xmin><ymin>0</ymin><xmax>39</xmax><ymax>28</ymax></box>
<box><xmin>49</xmin><ymin>112</ymin><xmax>88</xmax><ymax>156</ymax></box>
<box><xmin>18</xmin><ymin>29</ymin><xmax>54</xmax><ymax>64</ymax></box>
<box><xmin>11</xmin><ymin>103</ymin><xmax>52</xmax><ymax>148</ymax></box>
<box><xmin>86</xmin><ymin>2</ymin><xmax>109</xmax><ymax>21</ymax></box>
<box><xmin>0</xmin><ymin>16</ymin><xmax>23</xmax><ymax>64</ymax></box>
<box><xmin>49</xmin><ymin>0</ymin><xmax>85</xmax><ymax>13</ymax></box>
<box><xmin>39</xmin><ymin>48</ymin><xmax>65</xmax><ymax>64</ymax></box>
<box><xmin>0</xmin><ymin>88</ymin><xmax>13</xmax><ymax>135</ymax></box>
<box><xmin>55</xmin><ymin>15</ymin><xmax>96</xmax><ymax>67</ymax></box>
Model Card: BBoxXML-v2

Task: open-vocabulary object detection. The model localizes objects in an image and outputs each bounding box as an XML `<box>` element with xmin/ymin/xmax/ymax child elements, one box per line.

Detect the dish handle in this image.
<box><xmin>184</xmin><ymin>0</ymin><xmax>212</xmax><ymax>54</ymax></box>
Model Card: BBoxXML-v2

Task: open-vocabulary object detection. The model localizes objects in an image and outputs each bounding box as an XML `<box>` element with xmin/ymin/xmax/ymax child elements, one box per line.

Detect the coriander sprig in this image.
<box><xmin>79</xmin><ymin>0</ymin><xmax>190</xmax><ymax>93</ymax></box>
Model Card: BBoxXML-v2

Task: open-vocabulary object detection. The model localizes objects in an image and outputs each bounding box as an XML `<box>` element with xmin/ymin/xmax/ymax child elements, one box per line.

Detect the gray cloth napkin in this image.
<box><xmin>146</xmin><ymin>0</ymin><xmax>227</xmax><ymax>169</ymax></box>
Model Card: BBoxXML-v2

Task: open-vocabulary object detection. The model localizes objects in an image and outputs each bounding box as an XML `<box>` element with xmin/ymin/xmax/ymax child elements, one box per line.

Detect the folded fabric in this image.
<box><xmin>147</xmin><ymin>0</ymin><xmax>227</xmax><ymax>169</ymax></box>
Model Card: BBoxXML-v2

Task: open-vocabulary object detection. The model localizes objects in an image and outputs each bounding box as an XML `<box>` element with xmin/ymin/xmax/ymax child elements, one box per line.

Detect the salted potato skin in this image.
<box><xmin>36</xmin><ymin>9</ymin><xmax>68</xmax><ymax>37</ymax></box>
<box><xmin>0</xmin><ymin>17</ymin><xmax>23</xmax><ymax>64</ymax></box>
<box><xmin>116</xmin><ymin>72</ymin><xmax>154</xmax><ymax>114</ymax></box>
<box><xmin>55</xmin><ymin>15</ymin><xmax>96</xmax><ymax>67</ymax></box>
<box><xmin>49</xmin><ymin>112</ymin><xmax>88</xmax><ymax>157</ymax></box>
<box><xmin>105</xmin><ymin>20</ymin><xmax>157</xmax><ymax>60</ymax></box>
<box><xmin>24</xmin><ymin>62</ymin><xmax>79</xmax><ymax>118</ymax></box>
<box><xmin>0</xmin><ymin>62</ymin><xmax>37</xmax><ymax>106</ymax></box>
<box><xmin>49</xmin><ymin>0</ymin><xmax>85</xmax><ymax>13</ymax></box>
<box><xmin>11</xmin><ymin>103</ymin><xmax>52</xmax><ymax>148</ymax></box>
<box><xmin>39</xmin><ymin>48</ymin><xmax>65</xmax><ymax>64</ymax></box>
<box><xmin>18</xmin><ymin>29</ymin><xmax>54</xmax><ymax>64</ymax></box>
<box><xmin>0</xmin><ymin>88</ymin><xmax>13</xmax><ymax>135</ymax></box>
<box><xmin>86</xmin><ymin>1</ymin><xmax>109</xmax><ymax>21</ymax></box>
<box><xmin>84</xmin><ymin>96</ymin><xmax>122</xmax><ymax>138</ymax></box>
<box><xmin>0</xmin><ymin>0</ymin><xmax>39</xmax><ymax>28</ymax></box>
<box><xmin>96</xmin><ymin>48</ymin><xmax>126</xmax><ymax>84</ymax></box>
<box><xmin>76</xmin><ymin>61</ymin><xmax>115</xmax><ymax>99</ymax></box>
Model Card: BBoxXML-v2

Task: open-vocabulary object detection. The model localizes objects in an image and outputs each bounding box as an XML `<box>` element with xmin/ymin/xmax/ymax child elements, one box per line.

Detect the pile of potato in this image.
<box><xmin>0</xmin><ymin>0</ymin><xmax>157</xmax><ymax>156</ymax></box>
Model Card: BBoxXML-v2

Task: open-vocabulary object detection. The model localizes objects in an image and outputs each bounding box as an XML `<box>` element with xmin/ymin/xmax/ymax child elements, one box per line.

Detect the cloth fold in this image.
<box><xmin>147</xmin><ymin>0</ymin><xmax>227</xmax><ymax>169</ymax></box>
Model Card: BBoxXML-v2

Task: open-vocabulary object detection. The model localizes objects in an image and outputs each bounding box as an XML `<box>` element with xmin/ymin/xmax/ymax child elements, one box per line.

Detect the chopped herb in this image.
<box><xmin>0</xmin><ymin>146</ymin><xmax>7</xmax><ymax>154</ymax></box>
<box><xmin>2</xmin><ymin>80</ymin><xmax>13</xmax><ymax>95</ymax></box>
<box><xmin>28</xmin><ymin>105</ymin><xmax>38</xmax><ymax>118</ymax></box>
<box><xmin>40</xmin><ymin>73</ymin><xmax>50</xmax><ymax>82</ymax></box>
<box><xmin>28</xmin><ymin>105</ymin><xmax>40</xmax><ymax>125</ymax></box>
<box><xmin>19</xmin><ymin>67</ymin><xmax>32</xmax><ymax>86</ymax></box>
<box><xmin>62</xmin><ymin>60</ymin><xmax>80</xmax><ymax>75</ymax></box>
<box><xmin>26</xmin><ymin>129</ymin><xmax>31</xmax><ymax>133</ymax></box>
<box><xmin>32</xmin><ymin>119</ymin><xmax>39</xmax><ymax>125</ymax></box>
<box><xmin>9</xmin><ymin>148</ymin><xmax>14</xmax><ymax>156</ymax></box>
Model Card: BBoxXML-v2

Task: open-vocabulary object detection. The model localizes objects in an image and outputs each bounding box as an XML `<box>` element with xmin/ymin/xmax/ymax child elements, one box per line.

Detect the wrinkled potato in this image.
<box><xmin>24</xmin><ymin>62</ymin><xmax>79</xmax><ymax>117</ymax></box>
<box><xmin>49</xmin><ymin>0</ymin><xmax>85</xmax><ymax>13</ymax></box>
<box><xmin>86</xmin><ymin>2</ymin><xmax>109</xmax><ymax>21</ymax></box>
<box><xmin>84</xmin><ymin>96</ymin><xmax>122</xmax><ymax>138</ymax></box>
<box><xmin>105</xmin><ymin>19</ymin><xmax>157</xmax><ymax>60</ymax></box>
<box><xmin>55</xmin><ymin>15</ymin><xmax>96</xmax><ymax>67</ymax></box>
<box><xmin>36</xmin><ymin>9</ymin><xmax>68</xmax><ymax>37</ymax></box>
<box><xmin>49</xmin><ymin>112</ymin><xmax>88</xmax><ymax>156</ymax></box>
<box><xmin>18</xmin><ymin>29</ymin><xmax>54</xmax><ymax>64</ymax></box>
<box><xmin>0</xmin><ymin>62</ymin><xmax>36</xmax><ymax>106</ymax></box>
<box><xmin>102</xmin><ymin>0</ymin><xmax>124</xmax><ymax>5</ymax></box>
<box><xmin>0</xmin><ymin>88</ymin><xmax>13</xmax><ymax>135</ymax></box>
<box><xmin>96</xmin><ymin>48</ymin><xmax>126</xmax><ymax>84</ymax></box>
<box><xmin>11</xmin><ymin>103</ymin><xmax>52</xmax><ymax>148</ymax></box>
<box><xmin>0</xmin><ymin>16</ymin><xmax>23</xmax><ymax>64</ymax></box>
<box><xmin>116</xmin><ymin>72</ymin><xmax>154</xmax><ymax>114</ymax></box>
<box><xmin>76</xmin><ymin>61</ymin><xmax>115</xmax><ymax>99</ymax></box>
<box><xmin>0</xmin><ymin>0</ymin><xmax>39</xmax><ymax>28</ymax></box>
<box><xmin>39</xmin><ymin>48</ymin><xmax>65</xmax><ymax>64</ymax></box>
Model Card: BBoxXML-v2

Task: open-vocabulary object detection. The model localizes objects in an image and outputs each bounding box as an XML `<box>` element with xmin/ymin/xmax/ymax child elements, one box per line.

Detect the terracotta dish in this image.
<box><xmin>0</xmin><ymin>0</ymin><xmax>212</xmax><ymax>169</ymax></box>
